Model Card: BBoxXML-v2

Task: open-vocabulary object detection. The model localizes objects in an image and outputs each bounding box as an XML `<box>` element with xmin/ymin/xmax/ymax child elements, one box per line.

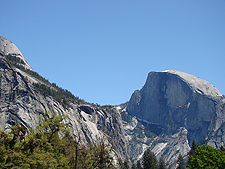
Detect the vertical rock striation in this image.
<box><xmin>0</xmin><ymin>36</ymin><xmax>129</xmax><ymax>166</ymax></box>
<box><xmin>124</xmin><ymin>70</ymin><xmax>225</xmax><ymax>167</ymax></box>
<box><xmin>1</xmin><ymin>36</ymin><xmax>225</xmax><ymax>168</ymax></box>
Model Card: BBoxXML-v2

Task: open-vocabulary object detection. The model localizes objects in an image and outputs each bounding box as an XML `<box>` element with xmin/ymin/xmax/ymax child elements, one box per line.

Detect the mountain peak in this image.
<box><xmin>161</xmin><ymin>70</ymin><xmax>222</xmax><ymax>97</ymax></box>
<box><xmin>126</xmin><ymin>70</ymin><xmax>225</xmax><ymax>167</ymax></box>
<box><xmin>0</xmin><ymin>36</ymin><xmax>33</xmax><ymax>71</ymax></box>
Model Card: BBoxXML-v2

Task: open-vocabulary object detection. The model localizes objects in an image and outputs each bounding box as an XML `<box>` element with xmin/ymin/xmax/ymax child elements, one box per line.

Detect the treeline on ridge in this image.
<box><xmin>5</xmin><ymin>54</ymin><xmax>87</xmax><ymax>107</ymax></box>
<box><xmin>33</xmin><ymin>83</ymin><xmax>86</xmax><ymax>107</ymax></box>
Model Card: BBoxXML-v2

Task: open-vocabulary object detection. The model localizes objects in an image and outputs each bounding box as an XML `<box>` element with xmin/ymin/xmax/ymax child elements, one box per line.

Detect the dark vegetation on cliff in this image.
<box><xmin>33</xmin><ymin>83</ymin><xmax>86</xmax><ymax>108</ymax></box>
<box><xmin>5</xmin><ymin>53</ymin><xmax>88</xmax><ymax>107</ymax></box>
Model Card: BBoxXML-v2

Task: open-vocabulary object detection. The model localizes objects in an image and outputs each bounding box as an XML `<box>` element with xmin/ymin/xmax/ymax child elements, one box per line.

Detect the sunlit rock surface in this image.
<box><xmin>1</xmin><ymin>36</ymin><xmax>225</xmax><ymax>168</ymax></box>
<box><xmin>0</xmin><ymin>36</ymin><xmax>129</xmax><ymax>167</ymax></box>
<box><xmin>123</xmin><ymin>70</ymin><xmax>225</xmax><ymax>167</ymax></box>
<box><xmin>0</xmin><ymin>36</ymin><xmax>33</xmax><ymax>71</ymax></box>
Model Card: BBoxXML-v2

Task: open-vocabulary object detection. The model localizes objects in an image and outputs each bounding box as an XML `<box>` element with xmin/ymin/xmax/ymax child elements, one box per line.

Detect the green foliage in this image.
<box><xmin>220</xmin><ymin>145</ymin><xmax>225</xmax><ymax>151</ymax></box>
<box><xmin>189</xmin><ymin>140</ymin><xmax>197</xmax><ymax>158</ymax></box>
<box><xmin>33</xmin><ymin>83</ymin><xmax>86</xmax><ymax>107</ymax></box>
<box><xmin>131</xmin><ymin>163</ymin><xmax>136</xmax><ymax>169</ymax></box>
<box><xmin>158</xmin><ymin>157</ymin><xmax>167</xmax><ymax>169</ymax></box>
<box><xmin>90</xmin><ymin>138</ymin><xmax>114</xmax><ymax>169</ymax></box>
<box><xmin>142</xmin><ymin>149</ymin><xmax>157</xmax><ymax>169</ymax></box>
<box><xmin>6</xmin><ymin>54</ymin><xmax>25</xmax><ymax>65</ymax></box>
<box><xmin>187</xmin><ymin>139</ymin><xmax>198</xmax><ymax>165</ymax></box>
<box><xmin>6</xmin><ymin>54</ymin><xmax>50</xmax><ymax>85</ymax></box>
<box><xmin>139</xmin><ymin>149</ymin><xmax>168</xmax><ymax>169</ymax></box>
<box><xmin>0</xmin><ymin>111</ymin><xmax>115</xmax><ymax>169</ymax></box>
<box><xmin>121</xmin><ymin>111</ymin><xmax>134</xmax><ymax>122</ymax></box>
<box><xmin>176</xmin><ymin>154</ymin><xmax>185</xmax><ymax>169</ymax></box>
<box><xmin>136</xmin><ymin>160</ymin><xmax>142</xmax><ymax>169</ymax></box>
<box><xmin>187</xmin><ymin>145</ymin><xmax>225</xmax><ymax>169</ymax></box>
<box><xmin>100</xmin><ymin>105</ymin><xmax>114</xmax><ymax>109</ymax></box>
<box><xmin>144</xmin><ymin>129</ymin><xmax>156</xmax><ymax>138</ymax></box>
<box><xmin>119</xmin><ymin>159</ymin><xmax>129</xmax><ymax>169</ymax></box>
<box><xmin>123</xmin><ymin>160</ymin><xmax>129</xmax><ymax>169</ymax></box>
<box><xmin>134</xmin><ymin>126</ymin><xmax>145</xmax><ymax>138</ymax></box>
<box><xmin>5</xmin><ymin>53</ymin><xmax>87</xmax><ymax>108</ymax></box>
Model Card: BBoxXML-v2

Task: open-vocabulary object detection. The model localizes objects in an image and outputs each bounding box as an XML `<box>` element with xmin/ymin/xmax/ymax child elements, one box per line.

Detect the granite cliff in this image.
<box><xmin>1</xmin><ymin>36</ymin><xmax>225</xmax><ymax>168</ymax></box>
<box><xmin>0</xmin><ymin>36</ymin><xmax>128</xmax><ymax>167</ymax></box>
<box><xmin>120</xmin><ymin>70</ymin><xmax>225</xmax><ymax>167</ymax></box>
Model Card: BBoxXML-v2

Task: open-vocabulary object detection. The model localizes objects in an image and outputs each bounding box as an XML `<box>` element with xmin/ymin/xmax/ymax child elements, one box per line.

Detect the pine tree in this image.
<box><xmin>0</xmin><ymin>111</ymin><xmax>117</xmax><ymax>168</ymax></box>
<box><xmin>187</xmin><ymin>139</ymin><xmax>198</xmax><ymax>165</ymax></box>
<box><xmin>176</xmin><ymin>153</ymin><xmax>185</xmax><ymax>169</ymax></box>
<box><xmin>90</xmin><ymin>137</ymin><xmax>114</xmax><ymax>169</ymax></box>
<box><xmin>158</xmin><ymin>157</ymin><xmax>166</xmax><ymax>169</ymax></box>
<box><xmin>131</xmin><ymin>163</ymin><xmax>136</xmax><ymax>169</ymax></box>
<box><xmin>187</xmin><ymin>145</ymin><xmax>225</xmax><ymax>169</ymax></box>
<box><xmin>189</xmin><ymin>140</ymin><xmax>197</xmax><ymax>158</ymax></box>
<box><xmin>220</xmin><ymin>145</ymin><xmax>225</xmax><ymax>151</ymax></box>
<box><xmin>123</xmin><ymin>159</ymin><xmax>129</xmax><ymax>169</ymax></box>
<box><xmin>137</xmin><ymin>160</ymin><xmax>142</xmax><ymax>169</ymax></box>
<box><xmin>0</xmin><ymin>111</ymin><xmax>71</xmax><ymax>168</ymax></box>
<box><xmin>118</xmin><ymin>158</ymin><xmax>129</xmax><ymax>169</ymax></box>
<box><xmin>142</xmin><ymin>149</ymin><xmax>157</xmax><ymax>169</ymax></box>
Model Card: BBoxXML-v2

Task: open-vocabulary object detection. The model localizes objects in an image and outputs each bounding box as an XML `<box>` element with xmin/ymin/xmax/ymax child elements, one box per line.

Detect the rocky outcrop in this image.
<box><xmin>120</xmin><ymin>105</ymin><xmax>191</xmax><ymax>168</ymax></box>
<box><xmin>0</xmin><ymin>36</ymin><xmax>129</xmax><ymax>166</ymax></box>
<box><xmin>0</xmin><ymin>36</ymin><xmax>33</xmax><ymax>71</ymax></box>
<box><xmin>1</xmin><ymin>36</ymin><xmax>225</xmax><ymax>168</ymax></box>
<box><xmin>124</xmin><ymin>70</ymin><xmax>225</xmax><ymax>167</ymax></box>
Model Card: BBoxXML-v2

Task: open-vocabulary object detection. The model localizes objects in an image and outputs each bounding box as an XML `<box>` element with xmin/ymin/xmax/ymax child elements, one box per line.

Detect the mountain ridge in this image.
<box><xmin>0</xmin><ymin>36</ymin><xmax>225</xmax><ymax>168</ymax></box>
<box><xmin>0</xmin><ymin>36</ymin><xmax>129</xmax><ymax>167</ymax></box>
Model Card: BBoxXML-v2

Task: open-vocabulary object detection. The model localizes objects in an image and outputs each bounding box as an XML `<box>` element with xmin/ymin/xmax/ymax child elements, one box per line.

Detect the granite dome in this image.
<box><xmin>163</xmin><ymin>70</ymin><xmax>222</xmax><ymax>97</ymax></box>
<box><xmin>0</xmin><ymin>36</ymin><xmax>33</xmax><ymax>71</ymax></box>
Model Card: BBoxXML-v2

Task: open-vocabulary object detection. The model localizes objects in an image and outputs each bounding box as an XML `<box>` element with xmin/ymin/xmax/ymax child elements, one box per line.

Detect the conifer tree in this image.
<box><xmin>91</xmin><ymin>137</ymin><xmax>114</xmax><ymax>169</ymax></box>
<box><xmin>131</xmin><ymin>163</ymin><xmax>136</xmax><ymax>169</ymax></box>
<box><xmin>137</xmin><ymin>160</ymin><xmax>142</xmax><ymax>169</ymax></box>
<box><xmin>0</xmin><ymin>111</ymin><xmax>116</xmax><ymax>168</ymax></box>
<box><xmin>142</xmin><ymin>149</ymin><xmax>157</xmax><ymax>169</ymax></box>
<box><xmin>123</xmin><ymin>159</ymin><xmax>129</xmax><ymax>169</ymax></box>
<box><xmin>187</xmin><ymin>139</ymin><xmax>198</xmax><ymax>166</ymax></box>
<box><xmin>176</xmin><ymin>153</ymin><xmax>185</xmax><ymax>169</ymax></box>
<box><xmin>189</xmin><ymin>140</ymin><xmax>197</xmax><ymax>158</ymax></box>
<box><xmin>220</xmin><ymin>145</ymin><xmax>225</xmax><ymax>151</ymax></box>
<box><xmin>158</xmin><ymin>157</ymin><xmax>166</xmax><ymax>169</ymax></box>
<box><xmin>187</xmin><ymin>145</ymin><xmax>225</xmax><ymax>169</ymax></box>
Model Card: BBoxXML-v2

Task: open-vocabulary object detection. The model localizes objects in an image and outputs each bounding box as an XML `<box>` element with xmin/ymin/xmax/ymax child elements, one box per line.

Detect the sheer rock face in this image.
<box><xmin>0</xmin><ymin>36</ymin><xmax>128</xmax><ymax>164</ymax></box>
<box><xmin>125</xmin><ymin>70</ymin><xmax>225</xmax><ymax>166</ymax></box>
<box><xmin>127</xmin><ymin>70</ymin><xmax>224</xmax><ymax>143</ymax></box>
<box><xmin>1</xmin><ymin>36</ymin><xmax>225</xmax><ymax>168</ymax></box>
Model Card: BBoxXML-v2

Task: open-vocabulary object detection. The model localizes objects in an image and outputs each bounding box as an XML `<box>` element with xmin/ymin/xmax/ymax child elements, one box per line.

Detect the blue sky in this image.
<box><xmin>1</xmin><ymin>1</ymin><xmax>225</xmax><ymax>105</ymax></box>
